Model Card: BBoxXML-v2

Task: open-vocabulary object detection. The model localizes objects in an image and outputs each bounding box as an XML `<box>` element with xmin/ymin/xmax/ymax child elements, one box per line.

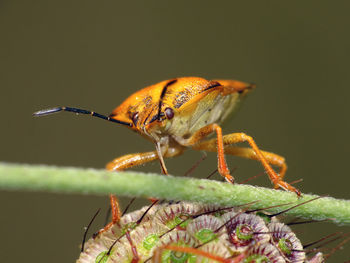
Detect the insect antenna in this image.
<box><xmin>81</xmin><ymin>208</ymin><xmax>101</xmax><ymax>252</ymax></box>
<box><xmin>33</xmin><ymin>106</ymin><xmax>132</xmax><ymax>126</ymax></box>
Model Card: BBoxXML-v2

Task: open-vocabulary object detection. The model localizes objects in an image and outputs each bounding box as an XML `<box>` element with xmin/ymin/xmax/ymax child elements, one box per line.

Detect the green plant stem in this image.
<box><xmin>1</xmin><ymin>162</ymin><xmax>349</xmax><ymax>225</ymax></box>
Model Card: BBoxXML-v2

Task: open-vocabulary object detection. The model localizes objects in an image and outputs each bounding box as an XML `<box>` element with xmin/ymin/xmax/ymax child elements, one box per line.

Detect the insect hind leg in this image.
<box><xmin>193</xmin><ymin>132</ymin><xmax>300</xmax><ymax>196</ymax></box>
<box><xmin>194</xmin><ymin>144</ymin><xmax>288</xmax><ymax>181</ymax></box>
<box><xmin>224</xmin><ymin>147</ymin><xmax>288</xmax><ymax>181</ymax></box>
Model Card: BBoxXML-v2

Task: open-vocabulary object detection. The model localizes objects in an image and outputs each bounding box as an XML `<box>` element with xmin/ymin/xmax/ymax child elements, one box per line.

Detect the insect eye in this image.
<box><xmin>164</xmin><ymin>107</ymin><xmax>174</xmax><ymax>119</ymax></box>
<box><xmin>131</xmin><ymin>112</ymin><xmax>139</xmax><ymax>126</ymax></box>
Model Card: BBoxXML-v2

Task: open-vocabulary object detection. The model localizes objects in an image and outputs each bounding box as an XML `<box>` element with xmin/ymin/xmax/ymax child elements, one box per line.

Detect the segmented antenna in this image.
<box><xmin>33</xmin><ymin>106</ymin><xmax>132</xmax><ymax>127</ymax></box>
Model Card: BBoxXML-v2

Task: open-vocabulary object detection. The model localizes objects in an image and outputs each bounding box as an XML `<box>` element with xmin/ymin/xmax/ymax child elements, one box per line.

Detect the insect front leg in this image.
<box><xmin>101</xmin><ymin>148</ymin><xmax>184</xmax><ymax>234</ymax></box>
<box><xmin>97</xmin><ymin>194</ymin><xmax>121</xmax><ymax>235</ymax></box>
<box><xmin>106</xmin><ymin>151</ymin><xmax>159</xmax><ymax>171</ymax></box>
<box><xmin>106</xmin><ymin>146</ymin><xmax>184</xmax><ymax>172</ymax></box>
<box><xmin>193</xmin><ymin>132</ymin><xmax>300</xmax><ymax>196</ymax></box>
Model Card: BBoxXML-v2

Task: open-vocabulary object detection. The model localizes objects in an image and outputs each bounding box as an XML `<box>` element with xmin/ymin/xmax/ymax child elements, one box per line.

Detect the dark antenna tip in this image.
<box><xmin>32</xmin><ymin>106</ymin><xmax>133</xmax><ymax>127</ymax></box>
<box><xmin>33</xmin><ymin>107</ymin><xmax>64</xmax><ymax>117</ymax></box>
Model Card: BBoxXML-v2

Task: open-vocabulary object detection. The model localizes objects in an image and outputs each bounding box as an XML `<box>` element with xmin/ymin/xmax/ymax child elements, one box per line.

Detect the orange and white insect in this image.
<box><xmin>34</xmin><ymin>77</ymin><xmax>300</xmax><ymax>231</ymax></box>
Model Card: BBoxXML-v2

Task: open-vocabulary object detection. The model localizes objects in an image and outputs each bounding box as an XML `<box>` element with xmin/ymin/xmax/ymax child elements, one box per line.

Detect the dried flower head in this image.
<box><xmin>77</xmin><ymin>201</ymin><xmax>324</xmax><ymax>263</ymax></box>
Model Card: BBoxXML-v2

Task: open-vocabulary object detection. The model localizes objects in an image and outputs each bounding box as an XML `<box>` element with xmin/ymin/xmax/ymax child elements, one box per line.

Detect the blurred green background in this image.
<box><xmin>1</xmin><ymin>1</ymin><xmax>350</xmax><ymax>262</ymax></box>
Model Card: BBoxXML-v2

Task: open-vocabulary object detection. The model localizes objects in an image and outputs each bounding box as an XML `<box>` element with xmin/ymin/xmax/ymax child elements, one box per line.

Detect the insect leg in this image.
<box><xmin>193</xmin><ymin>132</ymin><xmax>300</xmax><ymax>195</ymax></box>
<box><xmin>106</xmin><ymin>151</ymin><xmax>159</xmax><ymax>171</ymax></box>
<box><xmin>224</xmin><ymin>147</ymin><xmax>289</xmax><ymax>181</ymax></box>
<box><xmin>106</xmin><ymin>147</ymin><xmax>184</xmax><ymax>172</ymax></box>
<box><xmin>193</xmin><ymin>144</ymin><xmax>288</xmax><ymax>180</ymax></box>
<box><xmin>184</xmin><ymin>123</ymin><xmax>234</xmax><ymax>183</ymax></box>
<box><xmin>101</xmin><ymin>148</ymin><xmax>184</xmax><ymax>234</ymax></box>
<box><xmin>96</xmin><ymin>195</ymin><xmax>121</xmax><ymax>236</ymax></box>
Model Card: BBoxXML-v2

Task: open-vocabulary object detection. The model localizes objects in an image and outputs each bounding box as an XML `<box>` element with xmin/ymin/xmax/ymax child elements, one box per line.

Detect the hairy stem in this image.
<box><xmin>1</xmin><ymin>162</ymin><xmax>349</xmax><ymax>225</ymax></box>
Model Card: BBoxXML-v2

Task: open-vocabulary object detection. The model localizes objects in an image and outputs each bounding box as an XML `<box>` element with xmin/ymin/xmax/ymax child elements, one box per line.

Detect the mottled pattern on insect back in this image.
<box><xmin>77</xmin><ymin>202</ymin><xmax>323</xmax><ymax>263</ymax></box>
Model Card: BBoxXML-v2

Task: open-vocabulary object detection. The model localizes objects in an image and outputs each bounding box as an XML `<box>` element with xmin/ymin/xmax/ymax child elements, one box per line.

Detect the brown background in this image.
<box><xmin>1</xmin><ymin>1</ymin><xmax>350</xmax><ymax>262</ymax></box>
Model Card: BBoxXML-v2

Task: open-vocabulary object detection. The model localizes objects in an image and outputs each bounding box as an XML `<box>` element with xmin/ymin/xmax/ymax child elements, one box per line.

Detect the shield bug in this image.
<box><xmin>34</xmin><ymin>77</ymin><xmax>300</xmax><ymax>232</ymax></box>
